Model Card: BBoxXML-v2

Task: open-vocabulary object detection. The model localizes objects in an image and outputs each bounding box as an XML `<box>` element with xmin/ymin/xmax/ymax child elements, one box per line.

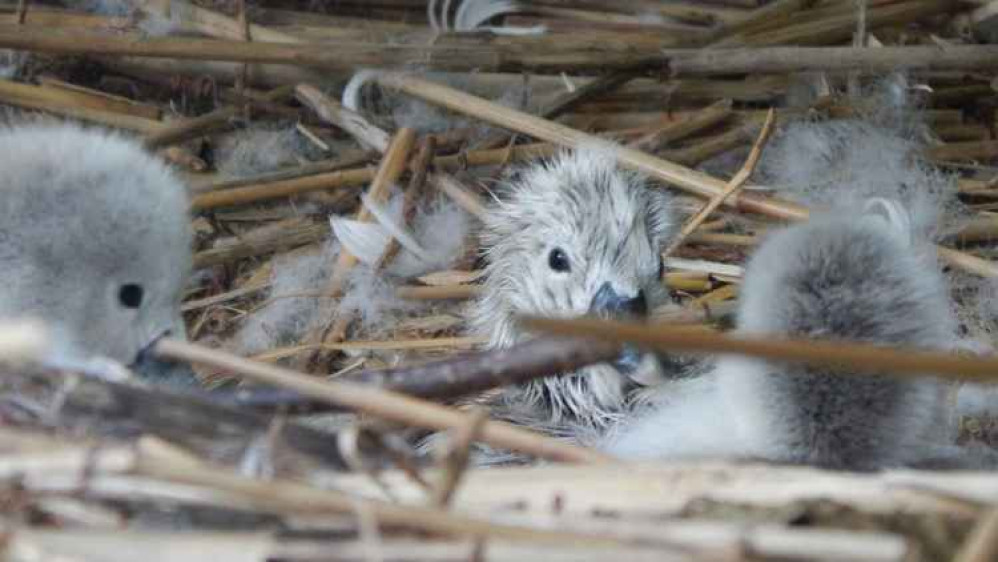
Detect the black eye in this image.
<box><xmin>548</xmin><ymin>248</ymin><xmax>571</xmax><ymax>272</ymax></box>
<box><xmin>118</xmin><ymin>284</ymin><xmax>144</xmax><ymax>309</ymax></box>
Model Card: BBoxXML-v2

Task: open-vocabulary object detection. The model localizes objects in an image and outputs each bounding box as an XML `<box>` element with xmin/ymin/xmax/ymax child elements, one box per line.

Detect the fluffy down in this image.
<box><xmin>606</xmin><ymin>200</ymin><xmax>975</xmax><ymax>470</ymax></box>
<box><xmin>464</xmin><ymin>148</ymin><xmax>677</xmax><ymax>463</ymax></box>
<box><xmin>0</xmin><ymin>123</ymin><xmax>192</xmax><ymax>381</ymax></box>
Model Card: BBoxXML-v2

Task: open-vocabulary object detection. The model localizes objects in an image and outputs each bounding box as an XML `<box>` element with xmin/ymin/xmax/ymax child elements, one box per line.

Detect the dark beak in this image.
<box><xmin>588</xmin><ymin>283</ymin><xmax>647</xmax><ymax>375</ymax></box>
<box><xmin>132</xmin><ymin>332</ymin><xmax>201</xmax><ymax>391</ymax></box>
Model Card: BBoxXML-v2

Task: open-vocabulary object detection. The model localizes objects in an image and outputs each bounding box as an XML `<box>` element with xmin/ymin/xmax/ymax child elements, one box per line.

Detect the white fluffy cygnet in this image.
<box><xmin>0</xmin><ymin>123</ymin><xmax>193</xmax><ymax>383</ymax></box>
<box><xmin>605</xmin><ymin>199</ymin><xmax>981</xmax><ymax>470</ymax></box>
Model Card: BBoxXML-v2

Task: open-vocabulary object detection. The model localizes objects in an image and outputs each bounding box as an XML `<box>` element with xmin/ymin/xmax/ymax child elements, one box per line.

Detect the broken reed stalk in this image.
<box><xmin>729</xmin><ymin>0</ymin><xmax>954</xmax><ymax>47</ymax></box>
<box><xmin>0</xmin><ymin>25</ymin><xmax>661</xmax><ymax>74</ymax></box>
<box><xmin>662</xmin><ymin>108</ymin><xmax>776</xmax><ymax>258</ymax></box>
<box><xmin>521</xmin><ymin>315</ymin><xmax>998</xmax><ymax>384</ymax></box>
<box><xmin>134</xmin><ymin>462</ymin><xmax>640</xmax><ymax>548</ymax></box>
<box><xmin>374</xmin><ymin>135</ymin><xmax>437</xmax><ymax>269</ymax></box>
<box><xmin>395</xmin><ymin>284</ymin><xmax>480</xmax><ymax>300</ymax></box>
<box><xmin>669</xmin><ymin>44</ymin><xmax>998</xmax><ymax>75</ymax></box>
<box><xmin>708</xmin><ymin>0</ymin><xmax>819</xmax><ymax>43</ymax></box>
<box><xmin>295</xmin><ymin>83</ymin><xmax>389</xmax><ymax>152</ymax></box>
<box><xmin>35</xmin><ymin>76</ymin><xmax>161</xmax><ymax>120</ymax></box>
<box><xmin>251</xmin><ymin>336</ymin><xmax>485</xmax><ymax>363</ymax></box>
<box><xmin>137</xmin><ymin>0</ymin><xmax>301</xmax><ymax>44</ymax></box>
<box><xmin>192</xmin><ymin>222</ymin><xmax>327</xmax><ymax>269</ymax></box>
<box><xmin>223</xmin><ymin>335</ymin><xmax>624</xmax><ymax>414</ymax></box>
<box><xmin>431</xmin><ymin>174</ymin><xmax>488</xmax><ymax>219</ymax></box>
<box><xmin>477</xmin><ymin>63</ymin><xmax>653</xmax><ymax>150</ymax></box>
<box><xmin>0</xmin><ymin>79</ymin><xmax>164</xmax><ymax>133</ymax></box>
<box><xmin>192</xmin><ymin>149</ymin><xmax>374</xmax><ymax>193</ymax></box>
<box><xmin>296</xmin><ymin>128</ymin><xmax>416</xmax><ymax>370</ymax></box>
<box><xmin>953</xmin><ymin>508</ymin><xmax>998</xmax><ymax>562</ymax></box>
<box><xmin>144</xmin><ymin>85</ymin><xmax>293</xmax><ymax>149</ymax></box>
<box><xmin>660</xmin><ymin>124</ymin><xmax>754</xmax><ymax>167</ymax></box>
<box><xmin>8</xmin><ymin>23</ymin><xmax>998</xmax><ymax>74</ymax></box>
<box><xmin>626</xmin><ymin>98</ymin><xmax>733</xmax><ymax>152</ymax></box>
<box><xmin>152</xmin><ymin>338</ymin><xmax>611</xmax><ymax>465</ymax></box>
<box><xmin>431</xmin><ymin>408</ymin><xmax>489</xmax><ymax>508</ymax></box>
<box><xmin>374</xmin><ymin>73</ymin><xmax>998</xmax><ymax>279</ymax></box>
<box><xmin>189</xmin><ymin>143</ymin><xmax>556</xmax><ymax>210</ymax></box>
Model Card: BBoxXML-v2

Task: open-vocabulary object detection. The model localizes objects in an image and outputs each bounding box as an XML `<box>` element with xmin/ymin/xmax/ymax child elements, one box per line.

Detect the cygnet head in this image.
<box><xmin>0</xmin><ymin>123</ymin><xmax>192</xmax><ymax>381</ymax></box>
<box><xmin>470</xmin><ymin>149</ymin><xmax>674</xmax><ymax>429</ymax></box>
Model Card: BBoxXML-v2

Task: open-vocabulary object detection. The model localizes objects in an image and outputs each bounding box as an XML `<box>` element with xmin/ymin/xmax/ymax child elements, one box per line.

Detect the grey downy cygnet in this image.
<box><xmin>456</xmin><ymin>148</ymin><xmax>683</xmax><ymax>464</ymax></box>
<box><xmin>0</xmin><ymin>123</ymin><xmax>195</xmax><ymax>385</ymax></box>
<box><xmin>605</xmin><ymin>199</ymin><xmax>971</xmax><ymax>470</ymax></box>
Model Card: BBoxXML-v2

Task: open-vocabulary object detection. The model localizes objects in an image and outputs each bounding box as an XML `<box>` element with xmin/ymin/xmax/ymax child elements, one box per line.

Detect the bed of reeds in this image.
<box><xmin>5</xmin><ymin>1</ymin><xmax>998</xmax><ymax>560</ymax></box>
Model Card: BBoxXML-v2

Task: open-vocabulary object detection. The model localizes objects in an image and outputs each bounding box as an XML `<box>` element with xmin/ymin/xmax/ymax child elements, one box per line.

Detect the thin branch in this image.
<box><xmin>144</xmin><ymin>85</ymin><xmax>293</xmax><ymax>149</ymax></box>
<box><xmin>153</xmin><ymin>339</ymin><xmax>612</xmax><ymax>465</ymax></box>
<box><xmin>520</xmin><ymin>315</ymin><xmax>998</xmax><ymax>384</ymax></box>
<box><xmin>662</xmin><ymin>108</ymin><xmax>776</xmax><ymax>258</ymax></box>
<box><xmin>954</xmin><ymin>508</ymin><xmax>998</xmax><ymax>562</ymax></box>
<box><xmin>217</xmin><ymin>335</ymin><xmax>625</xmax><ymax>415</ymax></box>
<box><xmin>431</xmin><ymin>408</ymin><xmax>489</xmax><ymax>508</ymax></box>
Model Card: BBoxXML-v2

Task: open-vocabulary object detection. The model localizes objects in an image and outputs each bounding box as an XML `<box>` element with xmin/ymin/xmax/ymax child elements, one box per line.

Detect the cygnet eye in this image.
<box><xmin>118</xmin><ymin>284</ymin><xmax>144</xmax><ymax>309</ymax></box>
<box><xmin>548</xmin><ymin>248</ymin><xmax>571</xmax><ymax>273</ymax></box>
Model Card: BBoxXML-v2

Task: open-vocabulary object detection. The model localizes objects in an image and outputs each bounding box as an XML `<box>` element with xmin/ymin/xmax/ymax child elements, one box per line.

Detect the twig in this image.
<box><xmin>954</xmin><ymin>508</ymin><xmax>998</xmax><ymax>562</ymax></box>
<box><xmin>4</xmin><ymin>367</ymin><xmax>351</xmax><ymax>468</ymax></box>
<box><xmin>190</xmin><ymin>143</ymin><xmax>556</xmax><ymax>210</ymax></box>
<box><xmin>15</xmin><ymin>0</ymin><xmax>27</xmax><ymax>24</ymax></box>
<box><xmin>520</xmin><ymin>315</ymin><xmax>998</xmax><ymax>384</ymax></box>
<box><xmin>144</xmin><ymin>85</ymin><xmax>294</xmax><ymax>149</ymax></box>
<box><xmin>708</xmin><ymin>0</ymin><xmax>819</xmax><ymax>43</ymax></box>
<box><xmin>662</xmin><ymin>108</ymin><xmax>775</xmax><ymax>258</ymax></box>
<box><xmin>477</xmin><ymin>65</ymin><xmax>649</xmax><ymax>150</ymax></box>
<box><xmin>626</xmin><ymin>98</ymin><xmax>733</xmax><ymax>152</ymax></box>
<box><xmin>192</xmin><ymin>149</ymin><xmax>374</xmax><ymax>193</ymax></box>
<box><xmin>153</xmin><ymin>338</ymin><xmax>612</xmax><ymax>464</ymax></box>
<box><xmin>249</xmin><ymin>336</ymin><xmax>485</xmax><ymax>363</ymax></box>
<box><xmin>431</xmin><ymin>174</ymin><xmax>488</xmax><ymax>220</ymax></box>
<box><xmin>0</xmin><ymin>79</ymin><xmax>164</xmax><ymax>133</ymax></box>
<box><xmin>133</xmin><ymin>455</ymin><xmax>636</xmax><ymax>547</ymax></box>
<box><xmin>221</xmin><ymin>336</ymin><xmax>624</xmax><ymax>415</ymax></box>
<box><xmin>395</xmin><ymin>284</ymin><xmax>481</xmax><ymax>300</ymax></box>
<box><xmin>138</xmin><ymin>0</ymin><xmax>300</xmax><ymax>43</ymax></box>
<box><xmin>295</xmin><ymin>128</ymin><xmax>416</xmax><ymax>370</ymax></box>
<box><xmin>374</xmin><ymin>135</ymin><xmax>437</xmax><ymax>270</ymax></box>
<box><xmin>431</xmin><ymin>408</ymin><xmax>489</xmax><ymax>508</ymax></box>
<box><xmin>295</xmin><ymin>83</ymin><xmax>390</xmax><ymax>153</ymax></box>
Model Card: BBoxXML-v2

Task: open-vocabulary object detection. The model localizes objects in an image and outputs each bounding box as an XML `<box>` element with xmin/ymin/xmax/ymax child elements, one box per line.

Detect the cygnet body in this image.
<box><xmin>0</xmin><ymin>123</ymin><xmax>193</xmax><ymax>381</ymax></box>
<box><xmin>466</xmin><ymin>149</ymin><xmax>677</xmax><ymax>462</ymax></box>
<box><xmin>607</xmin><ymin>201</ymin><xmax>961</xmax><ymax>470</ymax></box>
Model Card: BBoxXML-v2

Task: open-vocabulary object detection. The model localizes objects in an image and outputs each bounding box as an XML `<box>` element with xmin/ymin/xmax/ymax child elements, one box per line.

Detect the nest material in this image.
<box><xmin>3</xmin><ymin>1</ymin><xmax>998</xmax><ymax>560</ymax></box>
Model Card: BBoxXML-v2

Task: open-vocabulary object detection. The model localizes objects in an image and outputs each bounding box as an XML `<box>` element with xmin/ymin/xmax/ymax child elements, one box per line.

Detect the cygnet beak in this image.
<box><xmin>588</xmin><ymin>282</ymin><xmax>647</xmax><ymax>375</ymax></box>
<box><xmin>132</xmin><ymin>331</ymin><xmax>201</xmax><ymax>390</ymax></box>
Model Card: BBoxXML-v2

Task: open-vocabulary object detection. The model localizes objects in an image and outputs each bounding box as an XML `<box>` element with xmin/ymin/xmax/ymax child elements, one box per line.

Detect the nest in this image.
<box><xmin>2</xmin><ymin>0</ymin><xmax>998</xmax><ymax>560</ymax></box>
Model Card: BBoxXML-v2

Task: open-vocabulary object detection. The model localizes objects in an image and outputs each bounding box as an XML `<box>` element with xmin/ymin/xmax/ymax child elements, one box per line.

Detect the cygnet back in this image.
<box><xmin>604</xmin><ymin>201</ymin><xmax>968</xmax><ymax>470</ymax></box>
<box><xmin>719</xmin><ymin>203</ymin><xmax>954</xmax><ymax>469</ymax></box>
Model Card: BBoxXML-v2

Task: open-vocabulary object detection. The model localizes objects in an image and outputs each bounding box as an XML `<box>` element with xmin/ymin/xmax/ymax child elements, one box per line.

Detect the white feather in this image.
<box><xmin>452</xmin><ymin>0</ymin><xmax>546</xmax><ymax>35</ymax></box>
<box><xmin>360</xmin><ymin>192</ymin><xmax>433</xmax><ymax>263</ymax></box>
<box><xmin>329</xmin><ymin>217</ymin><xmax>391</xmax><ymax>265</ymax></box>
<box><xmin>341</xmin><ymin>69</ymin><xmax>382</xmax><ymax>112</ymax></box>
